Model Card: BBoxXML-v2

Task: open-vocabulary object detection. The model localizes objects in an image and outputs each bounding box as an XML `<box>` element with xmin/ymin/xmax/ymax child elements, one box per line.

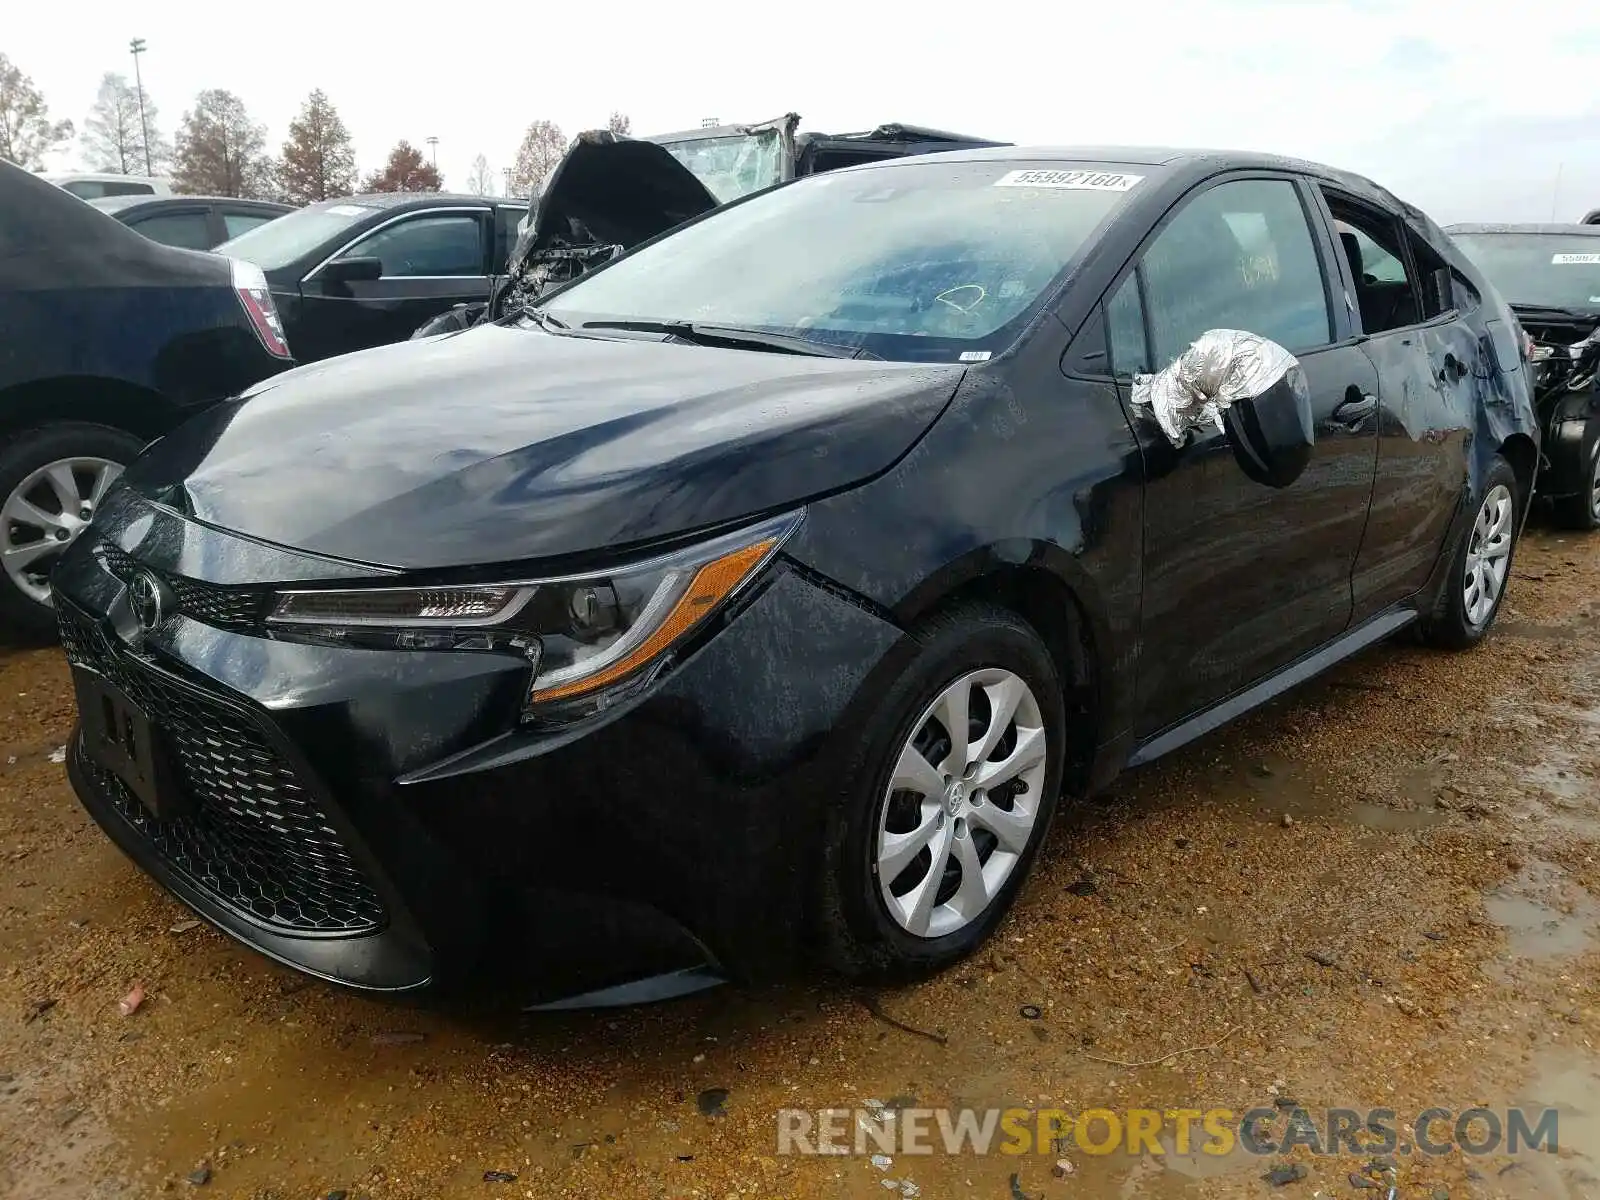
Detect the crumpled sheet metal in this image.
<box><xmin>1131</xmin><ymin>329</ymin><xmax>1308</xmax><ymax>447</ymax></box>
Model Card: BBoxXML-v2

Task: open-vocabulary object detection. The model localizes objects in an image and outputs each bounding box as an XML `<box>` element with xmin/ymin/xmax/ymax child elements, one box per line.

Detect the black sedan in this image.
<box><xmin>1445</xmin><ymin>222</ymin><xmax>1600</xmax><ymax>530</ymax></box>
<box><xmin>215</xmin><ymin>192</ymin><xmax>528</xmax><ymax>362</ymax></box>
<box><xmin>0</xmin><ymin>161</ymin><xmax>293</xmax><ymax>643</ymax></box>
<box><xmin>54</xmin><ymin>146</ymin><xmax>1537</xmax><ymax>1004</ymax></box>
<box><xmin>88</xmin><ymin>195</ymin><xmax>292</xmax><ymax>251</ymax></box>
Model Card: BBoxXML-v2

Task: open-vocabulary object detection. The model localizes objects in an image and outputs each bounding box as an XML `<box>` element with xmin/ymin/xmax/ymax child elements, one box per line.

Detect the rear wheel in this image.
<box><xmin>1417</xmin><ymin>454</ymin><xmax>1521</xmax><ymax>650</ymax></box>
<box><xmin>817</xmin><ymin>605</ymin><xmax>1067</xmax><ymax>979</ymax></box>
<box><xmin>0</xmin><ymin>424</ymin><xmax>141</xmax><ymax>644</ymax></box>
<box><xmin>1551</xmin><ymin>426</ymin><xmax>1600</xmax><ymax>531</ymax></box>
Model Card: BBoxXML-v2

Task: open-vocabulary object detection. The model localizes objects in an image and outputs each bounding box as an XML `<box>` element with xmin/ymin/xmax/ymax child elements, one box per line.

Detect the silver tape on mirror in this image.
<box><xmin>1131</xmin><ymin>329</ymin><xmax>1307</xmax><ymax>448</ymax></box>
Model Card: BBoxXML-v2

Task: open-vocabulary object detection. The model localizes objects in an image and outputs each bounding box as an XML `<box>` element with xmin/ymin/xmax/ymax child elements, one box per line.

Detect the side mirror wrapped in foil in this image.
<box><xmin>1131</xmin><ymin>328</ymin><xmax>1315</xmax><ymax>489</ymax></box>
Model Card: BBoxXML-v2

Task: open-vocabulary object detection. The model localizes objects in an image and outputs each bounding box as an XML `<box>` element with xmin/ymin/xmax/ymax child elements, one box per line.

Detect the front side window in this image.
<box><xmin>337</xmin><ymin>214</ymin><xmax>484</xmax><ymax>278</ymax></box>
<box><xmin>542</xmin><ymin>160</ymin><xmax>1144</xmax><ymax>363</ymax></box>
<box><xmin>218</xmin><ymin>202</ymin><xmax>379</xmax><ymax>270</ymax></box>
<box><xmin>1140</xmin><ymin>178</ymin><xmax>1333</xmax><ymax>364</ymax></box>
<box><xmin>130</xmin><ymin>210</ymin><xmax>213</xmax><ymax>250</ymax></box>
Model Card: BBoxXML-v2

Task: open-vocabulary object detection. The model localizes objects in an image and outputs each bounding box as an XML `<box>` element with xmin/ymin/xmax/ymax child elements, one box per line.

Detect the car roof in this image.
<box><xmin>859</xmin><ymin>142</ymin><xmax>1435</xmax><ymax>222</ymax></box>
<box><xmin>1444</xmin><ymin>222</ymin><xmax>1600</xmax><ymax>236</ymax></box>
<box><xmin>42</xmin><ymin>171</ymin><xmax>170</xmax><ymax>184</ymax></box>
<box><xmin>315</xmin><ymin>192</ymin><xmax>524</xmax><ymax>211</ymax></box>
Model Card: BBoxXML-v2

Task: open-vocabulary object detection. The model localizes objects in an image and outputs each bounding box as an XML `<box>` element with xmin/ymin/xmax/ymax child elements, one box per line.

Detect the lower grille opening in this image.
<box><xmin>59</xmin><ymin>603</ymin><xmax>387</xmax><ymax>936</ymax></box>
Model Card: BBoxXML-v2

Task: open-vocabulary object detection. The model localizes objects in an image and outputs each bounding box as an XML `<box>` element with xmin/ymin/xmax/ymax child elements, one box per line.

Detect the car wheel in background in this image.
<box><xmin>1551</xmin><ymin>427</ymin><xmax>1600</xmax><ymax>532</ymax></box>
<box><xmin>0</xmin><ymin>424</ymin><xmax>141</xmax><ymax>644</ymax></box>
<box><xmin>818</xmin><ymin>604</ymin><xmax>1067</xmax><ymax>980</ymax></box>
<box><xmin>1418</xmin><ymin>453</ymin><xmax>1522</xmax><ymax>650</ymax></box>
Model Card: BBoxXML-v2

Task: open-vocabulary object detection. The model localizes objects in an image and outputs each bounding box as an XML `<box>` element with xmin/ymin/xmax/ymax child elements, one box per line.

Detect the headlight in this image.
<box><xmin>267</xmin><ymin>510</ymin><xmax>802</xmax><ymax>715</ymax></box>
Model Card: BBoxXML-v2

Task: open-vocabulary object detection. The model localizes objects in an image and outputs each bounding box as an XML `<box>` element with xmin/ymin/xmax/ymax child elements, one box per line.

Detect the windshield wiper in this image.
<box><xmin>579</xmin><ymin>319</ymin><xmax>882</xmax><ymax>360</ymax></box>
<box><xmin>1510</xmin><ymin>303</ymin><xmax>1587</xmax><ymax>320</ymax></box>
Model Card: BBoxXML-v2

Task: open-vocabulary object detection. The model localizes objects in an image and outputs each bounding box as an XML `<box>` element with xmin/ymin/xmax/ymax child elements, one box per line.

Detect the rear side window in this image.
<box><xmin>1139</xmin><ymin>178</ymin><xmax>1332</xmax><ymax>364</ymax></box>
<box><xmin>1325</xmin><ymin>194</ymin><xmax>1420</xmax><ymax>334</ymax></box>
<box><xmin>222</xmin><ymin>211</ymin><xmax>277</xmax><ymax>239</ymax></box>
<box><xmin>129</xmin><ymin>211</ymin><xmax>214</xmax><ymax>250</ymax></box>
<box><xmin>338</xmin><ymin>214</ymin><xmax>485</xmax><ymax>278</ymax></box>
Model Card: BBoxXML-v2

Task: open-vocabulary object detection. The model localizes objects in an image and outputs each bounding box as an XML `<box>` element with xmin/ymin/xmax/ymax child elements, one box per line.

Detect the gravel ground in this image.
<box><xmin>1</xmin><ymin>526</ymin><xmax>1596</xmax><ymax>1200</ymax></box>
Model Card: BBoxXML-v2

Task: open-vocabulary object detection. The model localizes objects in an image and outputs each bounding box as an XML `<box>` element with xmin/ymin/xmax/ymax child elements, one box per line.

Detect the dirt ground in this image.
<box><xmin>1</xmin><ymin>526</ymin><xmax>1597</xmax><ymax>1200</ymax></box>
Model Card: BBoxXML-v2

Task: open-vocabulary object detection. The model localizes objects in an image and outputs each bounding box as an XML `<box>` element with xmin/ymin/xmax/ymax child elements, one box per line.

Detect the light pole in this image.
<box><xmin>425</xmin><ymin>136</ymin><xmax>438</xmax><ymax>167</ymax></box>
<box><xmin>129</xmin><ymin>38</ymin><xmax>152</xmax><ymax>176</ymax></box>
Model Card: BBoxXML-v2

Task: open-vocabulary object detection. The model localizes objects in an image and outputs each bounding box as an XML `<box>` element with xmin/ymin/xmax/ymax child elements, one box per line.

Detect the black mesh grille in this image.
<box><xmin>58</xmin><ymin>602</ymin><xmax>386</xmax><ymax>936</ymax></box>
<box><xmin>97</xmin><ymin>543</ymin><xmax>271</xmax><ymax>631</ymax></box>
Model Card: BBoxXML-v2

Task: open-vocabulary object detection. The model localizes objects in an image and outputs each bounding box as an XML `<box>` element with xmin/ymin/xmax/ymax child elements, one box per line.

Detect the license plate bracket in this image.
<box><xmin>71</xmin><ymin>668</ymin><xmax>188</xmax><ymax>820</ymax></box>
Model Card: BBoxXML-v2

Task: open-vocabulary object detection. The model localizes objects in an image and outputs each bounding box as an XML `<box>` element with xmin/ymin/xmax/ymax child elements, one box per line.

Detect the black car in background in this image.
<box><xmin>1447</xmin><ymin>222</ymin><xmax>1600</xmax><ymax>529</ymax></box>
<box><xmin>415</xmin><ymin>116</ymin><xmax>1009</xmax><ymax>335</ymax></box>
<box><xmin>215</xmin><ymin>193</ymin><xmax>528</xmax><ymax>362</ymax></box>
<box><xmin>55</xmin><ymin>147</ymin><xmax>1536</xmax><ymax>1004</ymax></box>
<box><xmin>89</xmin><ymin>195</ymin><xmax>293</xmax><ymax>251</ymax></box>
<box><xmin>0</xmin><ymin>161</ymin><xmax>294</xmax><ymax>642</ymax></box>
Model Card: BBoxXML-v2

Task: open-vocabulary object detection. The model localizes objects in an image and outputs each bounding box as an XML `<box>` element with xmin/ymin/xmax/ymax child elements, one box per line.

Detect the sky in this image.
<box><xmin>10</xmin><ymin>0</ymin><xmax>1600</xmax><ymax>223</ymax></box>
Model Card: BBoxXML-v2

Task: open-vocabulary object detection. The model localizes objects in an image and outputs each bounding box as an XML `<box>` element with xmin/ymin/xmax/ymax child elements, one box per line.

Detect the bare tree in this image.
<box><xmin>606</xmin><ymin>111</ymin><xmax>632</xmax><ymax>136</ymax></box>
<box><xmin>82</xmin><ymin>74</ymin><xmax>167</xmax><ymax>175</ymax></box>
<box><xmin>466</xmin><ymin>153</ymin><xmax>495</xmax><ymax>196</ymax></box>
<box><xmin>279</xmin><ymin>89</ymin><xmax>357</xmax><ymax>205</ymax></box>
<box><xmin>507</xmin><ymin>119</ymin><xmax>566</xmax><ymax>199</ymax></box>
<box><xmin>0</xmin><ymin>53</ymin><xmax>73</xmax><ymax>169</ymax></box>
<box><xmin>171</xmin><ymin>89</ymin><xmax>272</xmax><ymax>197</ymax></box>
<box><xmin>362</xmin><ymin>140</ymin><xmax>442</xmax><ymax>192</ymax></box>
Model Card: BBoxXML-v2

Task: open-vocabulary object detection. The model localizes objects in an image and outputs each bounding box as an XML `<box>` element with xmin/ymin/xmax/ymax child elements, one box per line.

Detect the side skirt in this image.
<box><xmin>1125</xmin><ymin>607</ymin><xmax>1418</xmax><ymax>769</ymax></box>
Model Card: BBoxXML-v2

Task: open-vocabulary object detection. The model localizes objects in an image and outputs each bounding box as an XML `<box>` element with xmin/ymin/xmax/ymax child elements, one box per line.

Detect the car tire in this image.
<box><xmin>0</xmin><ymin>423</ymin><xmax>143</xmax><ymax>645</ymax></box>
<box><xmin>1417</xmin><ymin>453</ymin><xmax>1522</xmax><ymax>650</ymax></box>
<box><xmin>817</xmin><ymin>604</ymin><xmax>1067</xmax><ymax>980</ymax></box>
<box><xmin>1551</xmin><ymin>427</ymin><xmax>1600</xmax><ymax>532</ymax></box>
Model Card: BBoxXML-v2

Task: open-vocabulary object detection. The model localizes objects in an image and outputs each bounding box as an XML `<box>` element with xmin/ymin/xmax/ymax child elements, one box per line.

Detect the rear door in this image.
<box><xmin>1103</xmin><ymin>174</ymin><xmax>1381</xmax><ymax>736</ymax></box>
<box><xmin>1316</xmin><ymin>188</ymin><xmax>1478</xmax><ymax>615</ymax></box>
<box><xmin>296</xmin><ymin>207</ymin><xmax>492</xmax><ymax>359</ymax></box>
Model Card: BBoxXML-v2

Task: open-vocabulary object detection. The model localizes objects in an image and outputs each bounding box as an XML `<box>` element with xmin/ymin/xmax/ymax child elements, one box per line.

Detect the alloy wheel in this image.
<box><xmin>1463</xmin><ymin>482</ymin><xmax>1514</xmax><ymax>629</ymax></box>
<box><xmin>875</xmin><ymin>668</ymin><xmax>1050</xmax><ymax>939</ymax></box>
<box><xmin>0</xmin><ymin>457</ymin><xmax>121</xmax><ymax>607</ymax></box>
<box><xmin>1590</xmin><ymin>445</ymin><xmax>1600</xmax><ymax>521</ymax></box>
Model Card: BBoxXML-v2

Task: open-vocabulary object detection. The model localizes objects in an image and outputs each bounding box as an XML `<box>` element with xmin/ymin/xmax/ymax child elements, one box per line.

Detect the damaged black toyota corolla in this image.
<box><xmin>55</xmin><ymin>147</ymin><xmax>1538</xmax><ymax>1003</ymax></box>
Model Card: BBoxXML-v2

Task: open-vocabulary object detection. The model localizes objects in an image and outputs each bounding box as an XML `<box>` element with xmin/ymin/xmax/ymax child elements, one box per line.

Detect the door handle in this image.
<box><xmin>1332</xmin><ymin>389</ymin><xmax>1378</xmax><ymax>429</ymax></box>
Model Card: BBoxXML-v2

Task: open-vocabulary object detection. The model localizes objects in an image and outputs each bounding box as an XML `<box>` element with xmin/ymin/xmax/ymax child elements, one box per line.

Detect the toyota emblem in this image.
<box><xmin>128</xmin><ymin>570</ymin><xmax>166</xmax><ymax>632</ymax></box>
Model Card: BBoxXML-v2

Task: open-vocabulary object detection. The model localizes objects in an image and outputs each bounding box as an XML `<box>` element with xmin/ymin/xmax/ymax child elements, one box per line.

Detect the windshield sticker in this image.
<box><xmin>326</xmin><ymin>203</ymin><xmax>371</xmax><ymax>217</ymax></box>
<box><xmin>1552</xmin><ymin>252</ymin><xmax>1600</xmax><ymax>265</ymax></box>
<box><xmin>959</xmin><ymin>351</ymin><xmax>993</xmax><ymax>362</ymax></box>
<box><xmin>994</xmin><ymin>169</ymin><xmax>1144</xmax><ymax>192</ymax></box>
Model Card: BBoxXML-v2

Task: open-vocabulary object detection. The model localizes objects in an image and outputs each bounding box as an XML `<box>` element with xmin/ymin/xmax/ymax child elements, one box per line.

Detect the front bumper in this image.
<box><xmin>53</xmin><ymin>512</ymin><xmax>904</xmax><ymax>997</ymax></box>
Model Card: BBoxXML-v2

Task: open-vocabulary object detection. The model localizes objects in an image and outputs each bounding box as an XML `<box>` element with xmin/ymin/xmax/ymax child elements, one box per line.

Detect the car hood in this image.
<box><xmin>507</xmin><ymin>132</ymin><xmax>720</xmax><ymax>280</ymax></box>
<box><xmin>122</xmin><ymin>323</ymin><xmax>965</xmax><ymax>571</ymax></box>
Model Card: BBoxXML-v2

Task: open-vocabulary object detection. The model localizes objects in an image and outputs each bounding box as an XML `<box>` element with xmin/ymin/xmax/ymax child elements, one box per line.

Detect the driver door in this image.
<box><xmin>1106</xmin><ymin>175</ymin><xmax>1381</xmax><ymax>737</ymax></box>
<box><xmin>297</xmin><ymin>209</ymin><xmax>492</xmax><ymax>361</ymax></box>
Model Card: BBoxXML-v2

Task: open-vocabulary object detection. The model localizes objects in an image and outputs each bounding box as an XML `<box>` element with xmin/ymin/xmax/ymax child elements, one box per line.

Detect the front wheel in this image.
<box><xmin>0</xmin><ymin>423</ymin><xmax>142</xmax><ymax>644</ymax></box>
<box><xmin>817</xmin><ymin>605</ymin><xmax>1067</xmax><ymax>980</ymax></box>
<box><xmin>1418</xmin><ymin>454</ymin><xmax>1522</xmax><ymax>650</ymax></box>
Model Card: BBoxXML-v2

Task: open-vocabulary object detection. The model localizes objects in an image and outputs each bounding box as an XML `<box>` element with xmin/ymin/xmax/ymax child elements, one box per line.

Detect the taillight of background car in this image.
<box><xmin>229</xmin><ymin>258</ymin><xmax>292</xmax><ymax>359</ymax></box>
